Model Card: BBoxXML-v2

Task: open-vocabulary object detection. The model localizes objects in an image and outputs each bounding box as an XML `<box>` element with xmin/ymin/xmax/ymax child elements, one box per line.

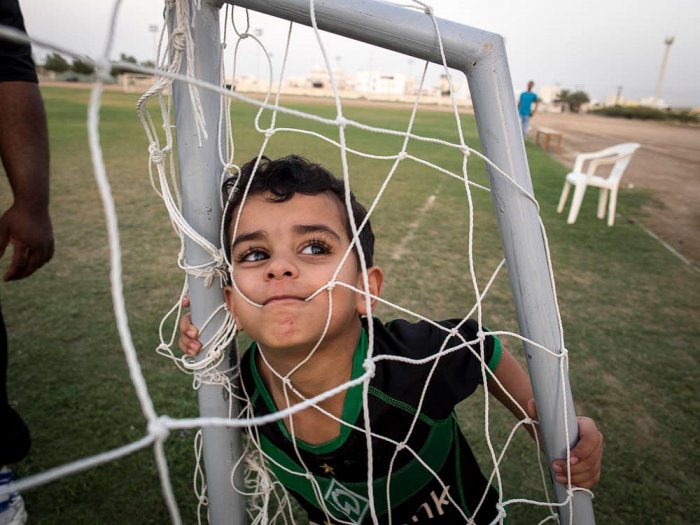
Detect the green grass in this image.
<box><xmin>0</xmin><ymin>86</ymin><xmax>698</xmax><ymax>523</ymax></box>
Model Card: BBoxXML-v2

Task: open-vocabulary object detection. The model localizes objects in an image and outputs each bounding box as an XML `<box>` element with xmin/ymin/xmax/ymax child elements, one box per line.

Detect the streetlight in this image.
<box><xmin>254</xmin><ymin>28</ymin><xmax>263</xmax><ymax>83</ymax></box>
<box><xmin>148</xmin><ymin>24</ymin><xmax>159</xmax><ymax>65</ymax></box>
<box><xmin>653</xmin><ymin>36</ymin><xmax>674</xmax><ymax>107</ymax></box>
<box><xmin>615</xmin><ymin>85</ymin><xmax>623</xmax><ymax>106</ymax></box>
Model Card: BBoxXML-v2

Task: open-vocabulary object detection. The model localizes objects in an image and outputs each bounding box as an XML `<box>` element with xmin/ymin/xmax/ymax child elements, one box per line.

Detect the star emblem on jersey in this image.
<box><xmin>320</xmin><ymin>463</ymin><xmax>335</xmax><ymax>475</ymax></box>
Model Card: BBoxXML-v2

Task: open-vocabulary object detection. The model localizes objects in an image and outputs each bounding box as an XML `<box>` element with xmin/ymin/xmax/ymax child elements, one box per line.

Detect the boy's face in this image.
<box><xmin>224</xmin><ymin>191</ymin><xmax>382</xmax><ymax>355</ymax></box>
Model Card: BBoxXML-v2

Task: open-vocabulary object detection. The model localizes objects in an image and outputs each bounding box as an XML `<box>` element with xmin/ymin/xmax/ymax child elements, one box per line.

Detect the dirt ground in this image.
<box><xmin>530</xmin><ymin>112</ymin><xmax>700</xmax><ymax>266</ymax></box>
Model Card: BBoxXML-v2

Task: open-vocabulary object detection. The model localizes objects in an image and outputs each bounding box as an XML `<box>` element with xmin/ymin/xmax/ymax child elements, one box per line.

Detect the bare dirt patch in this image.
<box><xmin>531</xmin><ymin>112</ymin><xmax>700</xmax><ymax>266</ymax></box>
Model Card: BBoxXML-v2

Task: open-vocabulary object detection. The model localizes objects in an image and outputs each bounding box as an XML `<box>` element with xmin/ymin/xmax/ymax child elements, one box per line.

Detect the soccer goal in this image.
<box><xmin>0</xmin><ymin>0</ymin><xmax>596</xmax><ymax>523</ymax></box>
<box><xmin>145</xmin><ymin>0</ymin><xmax>596</xmax><ymax>523</ymax></box>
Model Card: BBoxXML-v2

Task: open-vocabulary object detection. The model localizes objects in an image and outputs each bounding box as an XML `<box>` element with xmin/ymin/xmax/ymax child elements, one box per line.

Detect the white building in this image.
<box><xmin>284</xmin><ymin>66</ymin><xmax>349</xmax><ymax>91</ymax></box>
<box><xmin>537</xmin><ymin>84</ymin><xmax>561</xmax><ymax>104</ymax></box>
<box><xmin>353</xmin><ymin>71</ymin><xmax>415</xmax><ymax>95</ymax></box>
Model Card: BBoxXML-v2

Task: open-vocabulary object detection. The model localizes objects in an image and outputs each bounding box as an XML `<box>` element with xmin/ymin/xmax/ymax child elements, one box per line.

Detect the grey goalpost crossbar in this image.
<box><xmin>172</xmin><ymin>0</ymin><xmax>596</xmax><ymax>523</ymax></box>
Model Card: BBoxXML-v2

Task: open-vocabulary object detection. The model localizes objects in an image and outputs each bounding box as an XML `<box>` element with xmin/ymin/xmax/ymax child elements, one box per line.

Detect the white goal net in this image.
<box><xmin>0</xmin><ymin>0</ymin><xmax>595</xmax><ymax>524</ymax></box>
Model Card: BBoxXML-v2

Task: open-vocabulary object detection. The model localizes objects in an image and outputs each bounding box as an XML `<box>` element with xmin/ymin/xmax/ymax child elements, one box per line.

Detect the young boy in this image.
<box><xmin>179</xmin><ymin>155</ymin><xmax>603</xmax><ymax>524</ymax></box>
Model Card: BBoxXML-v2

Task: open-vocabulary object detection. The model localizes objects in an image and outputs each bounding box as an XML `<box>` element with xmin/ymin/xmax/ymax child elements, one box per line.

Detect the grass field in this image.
<box><xmin>1</xmin><ymin>86</ymin><xmax>698</xmax><ymax>524</ymax></box>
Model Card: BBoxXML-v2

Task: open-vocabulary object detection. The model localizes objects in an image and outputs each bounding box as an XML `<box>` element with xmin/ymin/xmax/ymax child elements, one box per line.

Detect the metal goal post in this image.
<box><xmin>171</xmin><ymin>1</ymin><xmax>595</xmax><ymax>524</ymax></box>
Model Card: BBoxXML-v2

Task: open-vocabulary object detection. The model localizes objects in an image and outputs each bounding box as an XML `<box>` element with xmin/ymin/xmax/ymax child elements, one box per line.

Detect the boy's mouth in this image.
<box><xmin>263</xmin><ymin>295</ymin><xmax>305</xmax><ymax>306</ymax></box>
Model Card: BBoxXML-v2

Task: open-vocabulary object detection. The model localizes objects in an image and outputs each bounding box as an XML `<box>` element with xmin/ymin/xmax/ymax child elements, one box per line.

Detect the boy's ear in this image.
<box><xmin>223</xmin><ymin>285</ymin><xmax>243</xmax><ymax>331</ymax></box>
<box><xmin>356</xmin><ymin>266</ymin><xmax>384</xmax><ymax>316</ymax></box>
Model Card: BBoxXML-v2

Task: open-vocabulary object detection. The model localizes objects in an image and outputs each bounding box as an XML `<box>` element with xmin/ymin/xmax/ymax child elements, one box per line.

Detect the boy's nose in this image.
<box><xmin>265</xmin><ymin>256</ymin><xmax>298</xmax><ymax>281</ymax></box>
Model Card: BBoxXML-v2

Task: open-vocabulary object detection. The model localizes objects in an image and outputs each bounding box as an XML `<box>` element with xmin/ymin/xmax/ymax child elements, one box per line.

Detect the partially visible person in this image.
<box><xmin>518</xmin><ymin>80</ymin><xmax>539</xmax><ymax>138</ymax></box>
<box><xmin>0</xmin><ymin>1</ymin><xmax>54</xmax><ymax>523</ymax></box>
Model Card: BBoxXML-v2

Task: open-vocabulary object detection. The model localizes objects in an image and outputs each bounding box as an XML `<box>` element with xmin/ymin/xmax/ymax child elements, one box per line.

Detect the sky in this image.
<box><xmin>19</xmin><ymin>0</ymin><xmax>700</xmax><ymax>107</ymax></box>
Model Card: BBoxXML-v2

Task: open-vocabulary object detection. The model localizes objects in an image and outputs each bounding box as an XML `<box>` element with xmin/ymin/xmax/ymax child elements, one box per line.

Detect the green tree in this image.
<box><xmin>44</xmin><ymin>52</ymin><xmax>70</xmax><ymax>73</ymax></box>
<box><xmin>555</xmin><ymin>89</ymin><xmax>591</xmax><ymax>113</ymax></box>
<box><xmin>71</xmin><ymin>57</ymin><xmax>95</xmax><ymax>75</ymax></box>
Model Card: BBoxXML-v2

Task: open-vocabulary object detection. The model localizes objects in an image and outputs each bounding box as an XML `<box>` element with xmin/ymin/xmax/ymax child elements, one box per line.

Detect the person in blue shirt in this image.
<box><xmin>518</xmin><ymin>80</ymin><xmax>539</xmax><ymax>138</ymax></box>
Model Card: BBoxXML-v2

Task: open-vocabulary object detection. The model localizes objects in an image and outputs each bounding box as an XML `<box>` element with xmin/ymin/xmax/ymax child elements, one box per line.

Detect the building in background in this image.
<box><xmin>225</xmin><ymin>67</ymin><xmax>473</xmax><ymax>108</ymax></box>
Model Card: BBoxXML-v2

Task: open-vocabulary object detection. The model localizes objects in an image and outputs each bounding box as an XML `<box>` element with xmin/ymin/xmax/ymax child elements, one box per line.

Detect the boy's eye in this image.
<box><xmin>301</xmin><ymin>240</ymin><xmax>330</xmax><ymax>256</ymax></box>
<box><xmin>238</xmin><ymin>249</ymin><xmax>269</xmax><ymax>263</ymax></box>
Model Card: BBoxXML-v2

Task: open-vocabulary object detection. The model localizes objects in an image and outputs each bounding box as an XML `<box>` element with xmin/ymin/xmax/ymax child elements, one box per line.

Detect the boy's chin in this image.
<box><xmin>252</xmin><ymin>328</ymin><xmax>325</xmax><ymax>354</ymax></box>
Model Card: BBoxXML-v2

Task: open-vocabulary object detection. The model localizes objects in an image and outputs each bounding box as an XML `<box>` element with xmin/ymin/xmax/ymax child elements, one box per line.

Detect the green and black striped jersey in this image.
<box><xmin>240</xmin><ymin>317</ymin><xmax>503</xmax><ymax>524</ymax></box>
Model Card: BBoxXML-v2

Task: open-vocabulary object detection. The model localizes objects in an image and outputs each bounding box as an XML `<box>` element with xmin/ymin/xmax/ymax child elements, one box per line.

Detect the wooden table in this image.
<box><xmin>535</xmin><ymin>127</ymin><xmax>563</xmax><ymax>152</ymax></box>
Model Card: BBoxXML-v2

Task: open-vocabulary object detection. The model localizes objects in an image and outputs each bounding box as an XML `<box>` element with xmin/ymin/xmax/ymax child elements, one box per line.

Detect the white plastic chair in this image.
<box><xmin>557</xmin><ymin>142</ymin><xmax>640</xmax><ymax>226</ymax></box>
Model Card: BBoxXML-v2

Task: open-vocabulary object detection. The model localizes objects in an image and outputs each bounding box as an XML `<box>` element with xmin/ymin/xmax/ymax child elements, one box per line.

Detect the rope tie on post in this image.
<box><xmin>171</xmin><ymin>30</ymin><xmax>186</xmax><ymax>52</ymax></box>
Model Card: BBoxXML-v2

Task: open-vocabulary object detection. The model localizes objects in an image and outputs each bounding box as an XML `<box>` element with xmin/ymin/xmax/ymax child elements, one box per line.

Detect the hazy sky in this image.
<box><xmin>20</xmin><ymin>0</ymin><xmax>700</xmax><ymax>107</ymax></box>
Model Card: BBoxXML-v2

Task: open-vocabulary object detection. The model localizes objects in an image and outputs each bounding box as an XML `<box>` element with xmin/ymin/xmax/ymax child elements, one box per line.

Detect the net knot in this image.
<box><xmin>423</xmin><ymin>5</ymin><xmax>434</xmax><ymax>15</ymax></box>
<box><xmin>495</xmin><ymin>503</ymin><xmax>507</xmax><ymax>519</ymax></box>
<box><xmin>148</xmin><ymin>143</ymin><xmax>164</xmax><ymax>164</ymax></box>
<box><xmin>449</xmin><ymin>328</ymin><xmax>459</xmax><ymax>339</ymax></box>
<box><xmin>335</xmin><ymin>116</ymin><xmax>347</xmax><ymax>129</ymax></box>
<box><xmin>462</xmin><ymin>146</ymin><xmax>471</xmax><ymax>158</ymax></box>
<box><xmin>148</xmin><ymin>417</ymin><xmax>170</xmax><ymax>441</ymax></box>
<box><xmin>362</xmin><ymin>359</ymin><xmax>376</xmax><ymax>377</ymax></box>
<box><xmin>398</xmin><ymin>151</ymin><xmax>408</xmax><ymax>160</ymax></box>
<box><xmin>94</xmin><ymin>57</ymin><xmax>112</xmax><ymax>82</ymax></box>
<box><xmin>304</xmin><ymin>472</ymin><xmax>313</xmax><ymax>480</ymax></box>
<box><xmin>325</xmin><ymin>280</ymin><xmax>336</xmax><ymax>291</ymax></box>
<box><xmin>476</xmin><ymin>330</ymin><xmax>486</xmax><ymax>341</ymax></box>
<box><xmin>213</xmin><ymin>247</ymin><xmax>225</xmax><ymax>267</ymax></box>
<box><xmin>171</xmin><ymin>30</ymin><xmax>186</xmax><ymax>52</ymax></box>
<box><xmin>203</xmin><ymin>262</ymin><xmax>228</xmax><ymax>288</ymax></box>
<box><xmin>396</xmin><ymin>440</ymin><xmax>407</xmax><ymax>451</ymax></box>
<box><xmin>264</xmin><ymin>128</ymin><xmax>275</xmax><ymax>138</ymax></box>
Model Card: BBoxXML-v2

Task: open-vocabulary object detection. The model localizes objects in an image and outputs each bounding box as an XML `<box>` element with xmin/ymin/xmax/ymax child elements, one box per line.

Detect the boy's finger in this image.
<box><xmin>179</xmin><ymin>312</ymin><xmax>196</xmax><ymax>334</ymax></box>
<box><xmin>552</xmin><ymin>456</ymin><xmax>587</xmax><ymax>474</ymax></box>
<box><xmin>555</xmin><ymin>463</ymin><xmax>600</xmax><ymax>488</ymax></box>
<box><xmin>571</xmin><ymin>417</ymin><xmax>603</xmax><ymax>461</ymax></box>
<box><xmin>552</xmin><ymin>451</ymin><xmax>601</xmax><ymax>484</ymax></box>
<box><xmin>178</xmin><ymin>338</ymin><xmax>200</xmax><ymax>356</ymax></box>
<box><xmin>181</xmin><ymin>294</ymin><xmax>190</xmax><ymax>307</ymax></box>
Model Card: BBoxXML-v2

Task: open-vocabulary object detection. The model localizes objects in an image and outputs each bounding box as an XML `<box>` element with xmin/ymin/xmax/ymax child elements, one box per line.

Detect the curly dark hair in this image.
<box><xmin>222</xmin><ymin>155</ymin><xmax>375</xmax><ymax>268</ymax></box>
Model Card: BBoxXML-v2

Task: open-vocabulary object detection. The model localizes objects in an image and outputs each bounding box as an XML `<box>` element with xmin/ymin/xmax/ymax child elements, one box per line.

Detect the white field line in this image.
<box><xmin>635</xmin><ymin>221</ymin><xmax>699</xmax><ymax>272</ymax></box>
<box><xmin>392</xmin><ymin>194</ymin><xmax>437</xmax><ymax>261</ymax></box>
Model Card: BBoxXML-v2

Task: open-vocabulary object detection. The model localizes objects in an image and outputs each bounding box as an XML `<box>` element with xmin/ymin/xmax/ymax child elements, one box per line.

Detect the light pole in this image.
<box><xmin>653</xmin><ymin>36</ymin><xmax>674</xmax><ymax>107</ymax></box>
<box><xmin>148</xmin><ymin>24</ymin><xmax>159</xmax><ymax>65</ymax></box>
<box><xmin>254</xmin><ymin>28</ymin><xmax>263</xmax><ymax>84</ymax></box>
